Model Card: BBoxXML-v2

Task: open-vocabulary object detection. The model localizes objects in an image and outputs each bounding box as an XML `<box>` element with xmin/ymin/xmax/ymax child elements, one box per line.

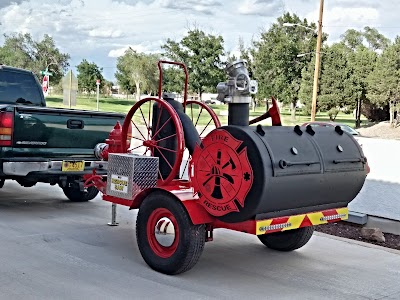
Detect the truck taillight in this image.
<box><xmin>0</xmin><ymin>111</ymin><xmax>13</xmax><ymax>146</ymax></box>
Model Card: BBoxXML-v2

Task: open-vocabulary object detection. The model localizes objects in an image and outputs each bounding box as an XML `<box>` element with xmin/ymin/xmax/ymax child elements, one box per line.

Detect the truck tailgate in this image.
<box><xmin>12</xmin><ymin>106</ymin><xmax>125</xmax><ymax>158</ymax></box>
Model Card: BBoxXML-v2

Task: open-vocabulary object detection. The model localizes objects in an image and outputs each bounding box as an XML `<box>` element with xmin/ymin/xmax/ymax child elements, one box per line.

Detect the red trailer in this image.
<box><xmin>84</xmin><ymin>60</ymin><xmax>369</xmax><ymax>275</ymax></box>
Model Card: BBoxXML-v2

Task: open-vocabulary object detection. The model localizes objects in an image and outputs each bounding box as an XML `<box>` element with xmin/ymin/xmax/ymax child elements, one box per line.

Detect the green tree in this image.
<box><xmin>317</xmin><ymin>43</ymin><xmax>353</xmax><ymax>114</ymax></box>
<box><xmin>161</xmin><ymin>28</ymin><xmax>225</xmax><ymax>100</ymax></box>
<box><xmin>347</xmin><ymin>45</ymin><xmax>377</xmax><ymax>126</ymax></box>
<box><xmin>340</xmin><ymin>27</ymin><xmax>390</xmax><ymax>52</ymax></box>
<box><xmin>115</xmin><ymin>49</ymin><xmax>159</xmax><ymax>101</ymax></box>
<box><xmin>338</xmin><ymin>27</ymin><xmax>391</xmax><ymax>123</ymax></box>
<box><xmin>115</xmin><ymin>48</ymin><xmax>159</xmax><ymax>101</ymax></box>
<box><xmin>363</xmin><ymin>26</ymin><xmax>390</xmax><ymax>51</ymax></box>
<box><xmin>162</xmin><ymin>66</ymin><xmax>186</xmax><ymax>94</ymax></box>
<box><xmin>298</xmin><ymin>54</ymin><xmax>316</xmax><ymax>115</ymax></box>
<box><xmin>0</xmin><ymin>33</ymin><xmax>70</xmax><ymax>84</ymax></box>
<box><xmin>0</xmin><ymin>33</ymin><xmax>33</xmax><ymax>69</ymax></box>
<box><xmin>367</xmin><ymin>36</ymin><xmax>400</xmax><ymax>123</ymax></box>
<box><xmin>251</xmin><ymin>13</ymin><xmax>320</xmax><ymax>120</ymax></box>
<box><xmin>76</xmin><ymin>59</ymin><xmax>104</xmax><ymax>96</ymax></box>
<box><xmin>115</xmin><ymin>63</ymin><xmax>135</xmax><ymax>98</ymax></box>
<box><xmin>32</xmin><ymin>34</ymin><xmax>70</xmax><ymax>83</ymax></box>
<box><xmin>341</xmin><ymin>29</ymin><xmax>364</xmax><ymax>50</ymax></box>
<box><xmin>300</xmin><ymin>27</ymin><xmax>385</xmax><ymax>121</ymax></box>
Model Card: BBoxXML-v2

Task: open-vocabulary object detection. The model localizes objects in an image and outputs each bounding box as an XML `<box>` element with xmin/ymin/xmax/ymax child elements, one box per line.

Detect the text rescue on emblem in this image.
<box><xmin>191</xmin><ymin>129</ymin><xmax>253</xmax><ymax>217</ymax></box>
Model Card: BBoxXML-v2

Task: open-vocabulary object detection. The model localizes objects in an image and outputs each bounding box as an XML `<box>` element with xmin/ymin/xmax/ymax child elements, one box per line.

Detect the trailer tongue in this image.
<box><xmin>85</xmin><ymin>60</ymin><xmax>368</xmax><ymax>275</ymax></box>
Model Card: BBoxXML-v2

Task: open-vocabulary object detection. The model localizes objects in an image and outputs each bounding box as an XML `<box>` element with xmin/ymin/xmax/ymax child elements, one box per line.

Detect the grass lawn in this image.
<box><xmin>45</xmin><ymin>95</ymin><xmax>365</xmax><ymax>128</ymax></box>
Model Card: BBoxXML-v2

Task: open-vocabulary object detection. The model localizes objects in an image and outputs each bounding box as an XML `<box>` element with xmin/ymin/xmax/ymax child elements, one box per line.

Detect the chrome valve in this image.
<box><xmin>216</xmin><ymin>60</ymin><xmax>258</xmax><ymax>104</ymax></box>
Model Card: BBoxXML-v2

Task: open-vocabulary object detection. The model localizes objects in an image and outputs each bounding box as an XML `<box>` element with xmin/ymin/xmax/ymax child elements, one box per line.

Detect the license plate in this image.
<box><xmin>62</xmin><ymin>160</ymin><xmax>85</xmax><ymax>172</ymax></box>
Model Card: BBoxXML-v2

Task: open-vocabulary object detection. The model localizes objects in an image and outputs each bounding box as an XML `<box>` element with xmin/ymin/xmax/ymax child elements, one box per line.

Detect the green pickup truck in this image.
<box><xmin>0</xmin><ymin>65</ymin><xmax>126</xmax><ymax>201</ymax></box>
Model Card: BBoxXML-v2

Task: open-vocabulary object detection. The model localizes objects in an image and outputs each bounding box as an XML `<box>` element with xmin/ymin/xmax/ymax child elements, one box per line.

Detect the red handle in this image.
<box><xmin>249</xmin><ymin>96</ymin><xmax>282</xmax><ymax>126</ymax></box>
<box><xmin>157</xmin><ymin>60</ymin><xmax>189</xmax><ymax>111</ymax></box>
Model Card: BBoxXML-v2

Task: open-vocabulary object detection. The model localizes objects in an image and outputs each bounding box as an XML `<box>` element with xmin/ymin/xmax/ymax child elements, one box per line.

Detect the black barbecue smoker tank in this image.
<box><xmin>211</xmin><ymin>60</ymin><xmax>368</xmax><ymax>223</ymax></box>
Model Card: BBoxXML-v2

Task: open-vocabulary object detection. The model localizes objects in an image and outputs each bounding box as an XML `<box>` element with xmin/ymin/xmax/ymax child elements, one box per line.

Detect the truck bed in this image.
<box><xmin>9</xmin><ymin>105</ymin><xmax>125</xmax><ymax>159</ymax></box>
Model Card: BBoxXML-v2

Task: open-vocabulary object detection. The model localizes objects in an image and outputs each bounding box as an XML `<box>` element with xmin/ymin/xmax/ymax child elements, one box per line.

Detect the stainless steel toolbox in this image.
<box><xmin>106</xmin><ymin>153</ymin><xmax>159</xmax><ymax>200</ymax></box>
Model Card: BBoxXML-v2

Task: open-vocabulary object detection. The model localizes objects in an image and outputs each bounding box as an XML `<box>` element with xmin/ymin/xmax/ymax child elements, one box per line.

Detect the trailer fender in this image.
<box><xmin>130</xmin><ymin>188</ymin><xmax>215</xmax><ymax>225</ymax></box>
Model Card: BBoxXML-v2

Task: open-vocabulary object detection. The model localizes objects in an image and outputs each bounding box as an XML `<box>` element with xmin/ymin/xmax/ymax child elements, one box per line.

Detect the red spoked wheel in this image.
<box><xmin>121</xmin><ymin>97</ymin><xmax>184</xmax><ymax>186</ymax></box>
<box><xmin>185</xmin><ymin>100</ymin><xmax>221</xmax><ymax>137</ymax></box>
<box><xmin>136</xmin><ymin>192</ymin><xmax>206</xmax><ymax>275</ymax></box>
<box><xmin>180</xmin><ymin>100</ymin><xmax>221</xmax><ymax>179</ymax></box>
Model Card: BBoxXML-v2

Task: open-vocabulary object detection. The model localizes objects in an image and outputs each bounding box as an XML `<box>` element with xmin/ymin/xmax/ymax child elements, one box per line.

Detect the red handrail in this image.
<box><xmin>157</xmin><ymin>60</ymin><xmax>189</xmax><ymax>112</ymax></box>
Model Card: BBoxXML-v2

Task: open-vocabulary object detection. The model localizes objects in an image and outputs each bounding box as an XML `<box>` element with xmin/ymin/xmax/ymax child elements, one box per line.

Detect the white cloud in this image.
<box><xmin>158</xmin><ymin>0</ymin><xmax>221</xmax><ymax>14</ymax></box>
<box><xmin>238</xmin><ymin>0</ymin><xmax>283</xmax><ymax>17</ymax></box>
<box><xmin>0</xmin><ymin>0</ymin><xmax>398</xmax><ymax>80</ymax></box>
<box><xmin>88</xmin><ymin>29</ymin><xmax>125</xmax><ymax>38</ymax></box>
<box><xmin>108</xmin><ymin>42</ymin><xmax>162</xmax><ymax>57</ymax></box>
<box><xmin>305</xmin><ymin>4</ymin><xmax>380</xmax><ymax>44</ymax></box>
<box><xmin>332</xmin><ymin>0</ymin><xmax>381</xmax><ymax>9</ymax></box>
<box><xmin>108</xmin><ymin>47</ymin><xmax>130</xmax><ymax>58</ymax></box>
<box><xmin>324</xmin><ymin>7</ymin><xmax>379</xmax><ymax>26</ymax></box>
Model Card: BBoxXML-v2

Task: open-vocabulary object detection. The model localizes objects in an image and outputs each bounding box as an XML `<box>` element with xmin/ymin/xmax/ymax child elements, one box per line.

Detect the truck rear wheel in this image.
<box><xmin>136</xmin><ymin>192</ymin><xmax>206</xmax><ymax>275</ymax></box>
<box><xmin>62</xmin><ymin>185</ymin><xmax>99</xmax><ymax>202</ymax></box>
<box><xmin>257</xmin><ymin>226</ymin><xmax>314</xmax><ymax>251</ymax></box>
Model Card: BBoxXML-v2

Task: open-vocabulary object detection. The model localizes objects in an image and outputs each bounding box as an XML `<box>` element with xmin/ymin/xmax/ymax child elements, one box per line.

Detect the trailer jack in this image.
<box><xmin>206</xmin><ymin>225</ymin><xmax>214</xmax><ymax>242</ymax></box>
<box><xmin>107</xmin><ymin>203</ymin><xmax>119</xmax><ymax>226</ymax></box>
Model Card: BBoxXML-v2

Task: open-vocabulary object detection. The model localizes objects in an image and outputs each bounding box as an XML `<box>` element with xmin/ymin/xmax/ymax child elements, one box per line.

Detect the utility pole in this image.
<box><xmin>311</xmin><ymin>0</ymin><xmax>324</xmax><ymax>122</ymax></box>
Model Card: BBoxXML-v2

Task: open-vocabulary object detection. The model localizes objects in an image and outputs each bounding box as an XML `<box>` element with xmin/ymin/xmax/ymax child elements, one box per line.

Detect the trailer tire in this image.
<box><xmin>62</xmin><ymin>185</ymin><xmax>99</xmax><ymax>202</ymax></box>
<box><xmin>136</xmin><ymin>192</ymin><xmax>206</xmax><ymax>275</ymax></box>
<box><xmin>257</xmin><ymin>226</ymin><xmax>314</xmax><ymax>251</ymax></box>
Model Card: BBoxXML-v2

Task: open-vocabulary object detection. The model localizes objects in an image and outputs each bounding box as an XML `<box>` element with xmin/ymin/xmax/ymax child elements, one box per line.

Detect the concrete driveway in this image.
<box><xmin>349</xmin><ymin>137</ymin><xmax>400</xmax><ymax>221</ymax></box>
<box><xmin>0</xmin><ymin>181</ymin><xmax>399</xmax><ymax>299</ymax></box>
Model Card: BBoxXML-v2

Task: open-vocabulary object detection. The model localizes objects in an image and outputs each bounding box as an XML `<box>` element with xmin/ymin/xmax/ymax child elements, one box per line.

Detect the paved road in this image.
<box><xmin>1</xmin><ymin>181</ymin><xmax>399</xmax><ymax>300</ymax></box>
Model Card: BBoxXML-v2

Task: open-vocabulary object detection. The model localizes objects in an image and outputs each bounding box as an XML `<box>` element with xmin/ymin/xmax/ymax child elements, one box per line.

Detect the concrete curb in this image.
<box><xmin>347</xmin><ymin>212</ymin><xmax>400</xmax><ymax>235</ymax></box>
<box><xmin>314</xmin><ymin>231</ymin><xmax>400</xmax><ymax>255</ymax></box>
<box><xmin>365</xmin><ymin>215</ymin><xmax>400</xmax><ymax>235</ymax></box>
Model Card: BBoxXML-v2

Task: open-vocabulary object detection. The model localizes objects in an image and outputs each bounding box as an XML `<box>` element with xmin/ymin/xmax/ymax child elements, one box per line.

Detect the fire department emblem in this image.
<box><xmin>191</xmin><ymin>129</ymin><xmax>253</xmax><ymax>217</ymax></box>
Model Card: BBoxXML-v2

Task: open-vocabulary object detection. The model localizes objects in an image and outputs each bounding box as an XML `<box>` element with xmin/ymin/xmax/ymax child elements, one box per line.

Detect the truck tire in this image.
<box><xmin>62</xmin><ymin>185</ymin><xmax>99</xmax><ymax>202</ymax></box>
<box><xmin>257</xmin><ymin>226</ymin><xmax>314</xmax><ymax>251</ymax></box>
<box><xmin>136</xmin><ymin>192</ymin><xmax>206</xmax><ymax>275</ymax></box>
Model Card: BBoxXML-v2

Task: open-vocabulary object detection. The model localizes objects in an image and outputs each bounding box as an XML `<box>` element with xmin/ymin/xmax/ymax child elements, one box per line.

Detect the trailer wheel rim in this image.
<box><xmin>147</xmin><ymin>208</ymin><xmax>179</xmax><ymax>258</ymax></box>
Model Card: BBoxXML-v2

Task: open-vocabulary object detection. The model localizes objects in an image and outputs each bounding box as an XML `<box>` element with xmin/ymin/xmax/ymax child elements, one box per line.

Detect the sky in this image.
<box><xmin>0</xmin><ymin>0</ymin><xmax>399</xmax><ymax>81</ymax></box>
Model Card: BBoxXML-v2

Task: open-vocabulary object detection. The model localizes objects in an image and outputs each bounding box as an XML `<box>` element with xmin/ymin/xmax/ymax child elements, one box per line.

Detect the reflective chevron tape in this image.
<box><xmin>256</xmin><ymin>207</ymin><xmax>348</xmax><ymax>235</ymax></box>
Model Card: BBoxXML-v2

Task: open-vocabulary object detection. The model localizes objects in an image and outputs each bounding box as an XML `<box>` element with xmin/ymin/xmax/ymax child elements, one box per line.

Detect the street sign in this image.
<box><xmin>96</xmin><ymin>79</ymin><xmax>100</xmax><ymax>85</ymax></box>
<box><xmin>41</xmin><ymin>70</ymin><xmax>53</xmax><ymax>76</ymax></box>
<box><xmin>42</xmin><ymin>75</ymin><xmax>48</xmax><ymax>93</ymax></box>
